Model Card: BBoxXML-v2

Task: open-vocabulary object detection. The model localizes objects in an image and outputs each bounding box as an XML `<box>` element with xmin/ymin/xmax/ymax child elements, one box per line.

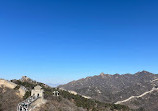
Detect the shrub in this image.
<box><xmin>14</xmin><ymin>85</ymin><xmax>20</xmax><ymax>90</ymax></box>
<box><xmin>23</xmin><ymin>91</ymin><xmax>31</xmax><ymax>100</ymax></box>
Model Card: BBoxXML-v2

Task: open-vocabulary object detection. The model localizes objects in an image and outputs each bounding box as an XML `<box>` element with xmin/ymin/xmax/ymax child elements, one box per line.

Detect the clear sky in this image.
<box><xmin>0</xmin><ymin>0</ymin><xmax>158</xmax><ymax>84</ymax></box>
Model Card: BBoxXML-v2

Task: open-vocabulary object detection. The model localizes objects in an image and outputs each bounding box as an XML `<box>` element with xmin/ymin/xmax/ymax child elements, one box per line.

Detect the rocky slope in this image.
<box><xmin>116</xmin><ymin>88</ymin><xmax>158</xmax><ymax>111</ymax></box>
<box><xmin>0</xmin><ymin>87</ymin><xmax>22</xmax><ymax>111</ymax></box>
<box><xmin>59</xmin><ymin>71</ymin><xmax>158</xmax><ymax>111</ymax></box>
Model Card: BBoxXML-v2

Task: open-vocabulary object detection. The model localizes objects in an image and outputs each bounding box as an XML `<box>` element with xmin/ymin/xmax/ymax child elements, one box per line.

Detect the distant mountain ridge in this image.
<box><xmin>59</xmin><ymin>71</ymin><xmax>158</xmax><ymax>111</ymax></box>
<box><xmin>46</xmin><ymin>83</ymin><xmax>61</xmax><ymax>87</ymax></box>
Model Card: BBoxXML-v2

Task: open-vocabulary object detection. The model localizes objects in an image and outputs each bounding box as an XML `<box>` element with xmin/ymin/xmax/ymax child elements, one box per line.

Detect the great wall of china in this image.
<box><xmin>115</xmin><ymin>78</ymin><xmax>158</xmax><ymax>104</ymax></box>
<box><xmin>0</xmin><ymin>79</ymin><xmax>26</xmax><ymax>97</ymax></box>
<box><xmin>0</xmin><ymin>79</ymin><xmax>46</xmax><ymax>111</ymax></box>
<box><xmin>17</xmin><ymin>85</ymin><xmax>47</xmax><ymax>111</ymax></box>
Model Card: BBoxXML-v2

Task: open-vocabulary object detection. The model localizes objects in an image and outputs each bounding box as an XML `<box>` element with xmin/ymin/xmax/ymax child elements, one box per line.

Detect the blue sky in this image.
<box><xmin>0</xmin><ymin>0</ymin><xmax>158</xmax><ymax>84</ymax></box>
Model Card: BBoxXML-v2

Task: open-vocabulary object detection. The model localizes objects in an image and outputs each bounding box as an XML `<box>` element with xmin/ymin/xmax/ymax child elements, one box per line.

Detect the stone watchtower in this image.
<box><xmin>31</xmin><ymin>85</ymin><xmax>44</xmax><ymax>99</ymax></box>
<box><xmin>17</xmin><ymin>85</ymin><xmax>46</xmax><ymax>111</ymax></box>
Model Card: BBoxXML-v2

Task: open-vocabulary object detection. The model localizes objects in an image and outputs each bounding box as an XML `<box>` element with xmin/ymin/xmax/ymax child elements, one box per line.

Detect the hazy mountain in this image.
<box><xmin>46</xmin><ymin>83</ymin><xmax>62</xmax><ymax>87</ymax></box>
<box><xmin>59</xmin><ymin>71</ymin><xmax>158</xmax><ymax>111</ymax></box>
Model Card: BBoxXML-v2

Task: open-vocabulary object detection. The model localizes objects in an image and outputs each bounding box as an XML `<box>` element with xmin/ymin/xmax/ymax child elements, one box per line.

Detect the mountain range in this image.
<box><xmin>59</xmin><ymin>71</ymin><xmax>158</xmax><ymax>111</ymax></box>
<box><xmin>0</xmin><ymin>76</ymin><xmax>130</xmax><ymax>111</ymax></box>
<box><xmin>1</xmin><ymin>70</ymin><xmax>158</xmax><ymax>111</ymax></box>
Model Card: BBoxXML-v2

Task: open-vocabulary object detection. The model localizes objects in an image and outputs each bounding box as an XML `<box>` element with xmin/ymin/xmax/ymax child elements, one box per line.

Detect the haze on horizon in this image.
<box><xmin>0</xmin><ymin>0</ymin><xmax>158</xmax><ymax>84</ymax></box>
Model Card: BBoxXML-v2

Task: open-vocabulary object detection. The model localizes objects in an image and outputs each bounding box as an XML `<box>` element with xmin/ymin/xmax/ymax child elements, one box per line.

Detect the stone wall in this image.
<box><xmin>0</xmin><ymin>79</ymin><xmax>17</xmax><ymax>89</ymax></box>
<box><xmin>18</xmin><ymin>86</ymin><xmax>27</xmax><ymax>97</ymax></box>
<box><xmin>0</xmin><ymin>79</ymin><xmax>26</xmax><ymax>96</ymax></box>
<box><xmin>29</xmin><ymin>98</ymin><xmax>47</xmax><ymax>111</ymax></box>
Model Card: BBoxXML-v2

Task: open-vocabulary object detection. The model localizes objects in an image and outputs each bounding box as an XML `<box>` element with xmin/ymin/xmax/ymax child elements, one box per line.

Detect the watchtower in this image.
<box><xmin>31</xmin><ymin>85</ymin><xmax>44</xmax><ymax>99</ymax></box>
